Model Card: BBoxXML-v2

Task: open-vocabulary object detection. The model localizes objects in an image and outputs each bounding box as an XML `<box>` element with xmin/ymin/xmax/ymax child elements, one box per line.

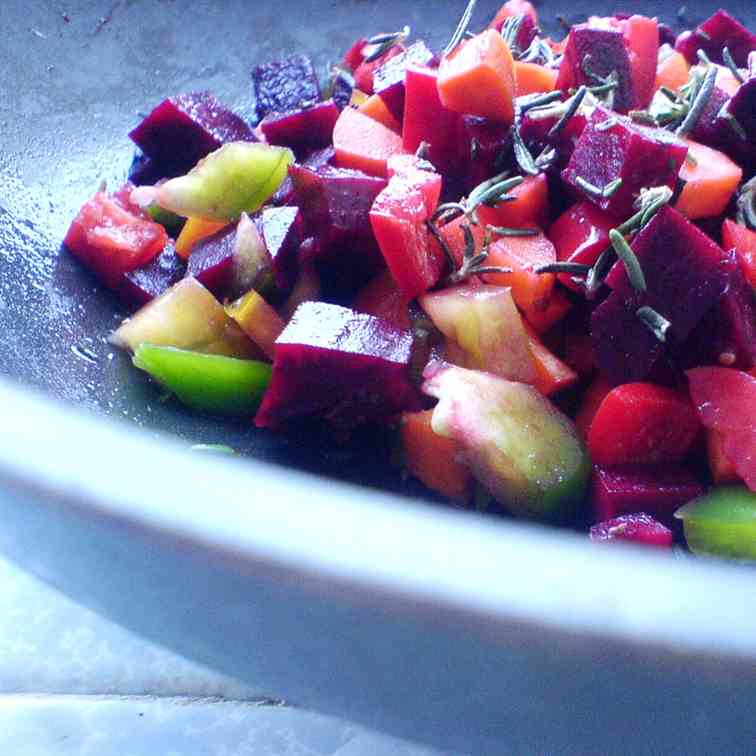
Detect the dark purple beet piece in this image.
<box><xmin>186</xmin><ymin>225</ymin><xmax>235</xmax><ymax>297</ymax></box>
<box><xmin>676</xmin><ymin>254</ymin><xmax>756</xmax><ymax>371</ymax></box>
<box><xmin>251</xmin><ymin>54</ymin><xmax>320</xmax><ymax>122</ymax></box>
<box><xmin>456</xmin><ymin>116</ymin><xmax>512</xmax><ymax>193</ymax></box>
<box><xmin>129</xmin><ymin>92</ymin><xmax>256</xmax><ymax>174</ymax></box>
<box><xmin>592</xmin><ymin>465</ymin><xmax>704</xmax><ymax>526</ymax></box>
<box><xmin>557</xmin><ymin>25</ymin><xmax>635</xmax><ymax>113</ymax></box>
<box><xmin>675</xmin><ymin>9</ymin><xmax>756</xmax><ymax>67</ymax></box>
<box><xmin>331</xmin><ymin>74</ymin><xmax>353</xmax><ymax>111</ymax></box>
<box><xmin>590</xmin><ymin>513</ymin><xmax>674</xmax><ymax>548</ymax></box>
<box><xmin>593</xmin><ymin>207</ymin><xmax>732</xmax><ymax>384</ymax></box>
<box><xmin>658</xmin><ymin>25</ymin><xmax>677</xmax><ymax>48</ymax></box>
<box><xmin>119</xmin><ymin>243</ymin><xmax>185</xmax><ymax>308</ymax></box>
<box><xmin>258</xmin><ymin>206</ymin><xmax>304</xmax><ymax>292</ymax></box>
<box><xmin>723</xmin><ymin>77</ymin><xmax>756</xmax><ymax>169</ymax></box>
<box><xmin>562</xmin><ymin>109</ymin><xmax>688</xmax><ymax>218</ymax></box>
<box><xmin>260</xmin><ymin>100</ymin><xmax>340</xmax><ymax>159</ymax></box>
<box><xmin>127</xmin><ymin>151</ymin><xmax>181</xmax><ymax>186</ymax></box>
<box><xmin>289</xmin><ymin>164</ymin><xmax>387</xmax><ymax>272</ymax></box>
<box><xmin>254</xmin><ymin>302</ymin><xmax>421</xmax><ymax>431</ymax></box>
<box><xmin>373</xmin><ymin>41</ymin><xmax>435</xmax><ymax>122</ymax></box>
<box><xmin>520</xmin><ymin>109</ymin><xmax>588</xmax><ymax>171</ymax></box>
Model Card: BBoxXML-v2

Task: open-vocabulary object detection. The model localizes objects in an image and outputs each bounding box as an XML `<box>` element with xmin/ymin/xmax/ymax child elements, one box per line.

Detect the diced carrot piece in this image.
<box><xmin>476</xmin><ymin>174</ymin><xmax>549</xmax><ymax>229</ymax></box>
<box><xmin>707</xmin><ymin>429</ymin><xmax>741</xmax><ymax>483</ymax></box>
<box><xmin>676</xmin><ymin>139</ymin><xmax>743</xmax><ymax>220</ymax></box>
<box><xmin>722</xmin><ymin>219</ymin><xmax>756</xmax><ymax>289</ymax></box>
<box><xmin>655</xmin><ymin>50</ymin><xmax>690</xmax><ymax>92</ymax></box>
<box><xmin>359</xmin><ymin>93</ymin><xmax>401</xmax><ymax>132</ymax></box>
<box><xmin>489</xmin><ymin>0</ymin><xmax>538</xmax><ymax>28</ymax></box>
<box><xmin>514</xmin><ymin>61</ymin><xmax>559</xmax><ymax>97</ymax></box>
<box><xmin>575</xmin><ymin>374</ymin><xmax>612</xmax><ymax>440</ymax></box>
<box><xmin>224</xmin><ymin>289</ymin><xmax>284</xmax><ymax>360</ymax></box>
<box><xmin>523</xmin><ymin>321</ymin><xmax>579</xmax><ymax>396</ymax></box>
<box><xmin>175</xmin><ymin>217</ymin><xmax>229</xmax><ymax>260</ymax></box>
<box><xmin>623</xmin><ymin>15</ymin><xmax>660</xmax><ymax>109</ymax></box>
<box><xmin>400</xmin><ymin>410</ymin><xmax>473</xmax><ymax>503</ymax></box>
<box><xmin>437</xmin><ymin>30</ymin><xmax>516</xmax><ymax>125</ymax></box>
<box><xmin>519</xmin><ymin>287</ymin><xmax>573</xmax><ymax>333</ymax></box>
<box><xmin>333</xmin><ymin>106</ymin><xmax>405</xmax><ymax>177</ymax></box>
<box><xmin>481</xmin><ymin>230</ymin><xmax>556</xmax><ymax>314</ymax></box>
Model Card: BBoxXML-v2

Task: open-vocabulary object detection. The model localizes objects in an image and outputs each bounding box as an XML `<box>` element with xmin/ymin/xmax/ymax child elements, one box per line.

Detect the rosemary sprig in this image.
<box><xmin>519</xmin><ymin>36</ymin><xmax>555</xmax><ymax>66</ymax></box>
<box><xmin>581</xmin><ymin>55</ymin><xmax>619</xmax><ymax>108</ymax></box>
<box><xmin>512</xmin><ymin>126</ymin><xmax>539</xmax><ymax>176</ymax></box>
<box><xmin>426</xmin><ymin>219</ymin><xmax>457</xmax><ymax>273</ymax></box>
<box><xmin>431</xmin><ymin>173</ymin><xmax>524</xmax><ymax>226</ymax></box>
<box><xmin>535</xmin><ymin>262</ymin><xmax>592</xmax><ymax>276</ymax></box>
<box><xmin>445</xmin><ymin>225</ymin><xmax>512</xmax><ymax>285</ymax></box>
<box><xmin>595</xmin><ymin>116</ymin><xmax>620</xmax><ymax>132</ymax></box>
<box><xmin>575</xmin><ymin>176</ymin><xmax>623</xmax><ymax>200</ymax></box>
<box><xmin>500</xmin><ymin>14</ymin><xmax>524</xmax><ymax>55</ymax></box>
<box><xmin>676</xmin><ymin>64</ymin><xmax>717</xmax><ymax>136</ymax></box>
<box><xmin>488</xmin><ymin>225</ymin><xmax>539</xmax><ymax>237</ymax></box>
<box><xmin>629</xmin><ymin>110</ymin><xmax>659</xmax><ymax>127</ymax></box>
<box><xmin>636</xmin><ymin>306</ymin><xmax>672</xmax><ymax>343</ymax></box>
<box><xmin>517</xmin><ymin>90</ymin><xmax>564</xmax><ymax>112</ymax></box>
<box><xmin>444</xmin><ymin>0</ymin><xmax>477</xmax><ymax>56</ymax></box>
<box><xmin>722</xmin><ymin>47</ymin><xmax>745</xmax><ymax>84</ymax></box>
<box><xmin>363</xmin><ymin>26</ymin><xmax>410</xmax><ymax>63</ymax></box>
<box><xmin>585</xmin><ymin>246</ymin><xmax>615</xmax><ymax>299</ymax></box>
<box><xmin>547</xmin><ymin>85</ymin><xmax>587</xmax><ymax>138</ymax></box>
<box><xmin>609</xmin><ymin>229</ymin><xmax>646</xmax><ymax>292</ymax></box>
<box><xmin>736</xmin><ymin>176</ymin><xmax>756</xmax><ymax>230</ymax></box>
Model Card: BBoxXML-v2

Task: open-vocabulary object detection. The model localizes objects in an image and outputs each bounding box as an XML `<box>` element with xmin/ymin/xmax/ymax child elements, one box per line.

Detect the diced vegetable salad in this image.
<box><xmin>63</xmin><ymin>2</ymin><xmax>756</xmax><ymax>558</ymax></box>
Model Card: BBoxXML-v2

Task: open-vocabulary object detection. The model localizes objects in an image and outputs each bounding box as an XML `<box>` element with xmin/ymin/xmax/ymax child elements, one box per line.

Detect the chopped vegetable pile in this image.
<box><xmin>63</xmin><ymin>2</ymin><xmax>756</xmax><ymax>559</ymax></box>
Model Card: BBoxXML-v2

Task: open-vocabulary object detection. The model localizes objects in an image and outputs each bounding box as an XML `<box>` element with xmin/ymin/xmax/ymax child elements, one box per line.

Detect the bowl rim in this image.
<box><xmin>0</xmin><ymin>372</ymin><xmax>755</xmax><ymax>666</ymax></box>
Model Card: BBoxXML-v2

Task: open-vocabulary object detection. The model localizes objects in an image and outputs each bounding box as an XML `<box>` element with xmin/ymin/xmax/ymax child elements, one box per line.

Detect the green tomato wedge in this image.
<box><xmin>423</xmin><ymin>364</ymin><xmax>590</xmax><ymax>521</ymax></box>
<box><xmin>133</xmin><ymin>344</ymin><xmax>272</xmax><ymax>416</ymax></box>
<box><xmin>675</xmin><ymin>486</ymin><xmax>756</xmax><ymax>561</ymax></box>
<box><xmin>146</xmin><ymin>203</ymin><xmax>184</xmax><ymax>235</ymax></box>
<box><xmin>154</xmin><ymin>142</ymin><xmax>294</xmax><ymax>222</ymax></box>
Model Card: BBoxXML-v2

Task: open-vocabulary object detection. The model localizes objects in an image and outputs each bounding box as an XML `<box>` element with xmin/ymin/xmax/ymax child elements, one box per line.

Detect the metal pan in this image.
<box><xmin>0</xmin><ymin>1</ymin><xmax>754</xmax><ymax>753</ymax></box>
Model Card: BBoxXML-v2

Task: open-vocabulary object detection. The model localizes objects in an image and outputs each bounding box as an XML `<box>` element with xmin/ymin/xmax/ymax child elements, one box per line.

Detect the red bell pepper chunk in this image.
<box><xmin>352</xmin><ymin>270</ymin><xmax>412</xmax><ymax>330</ymax></box>
<box><xmin>687</xmin><ymin>367</ymin><xmax>756</xmax><ymax>492</ymax></box>
<box><xmin>590</xmin><ymin>514</ymin><xmax>674</xmax><ymax>548</ymax></box>
<box><xmin>723</xmin><ymin>219</ymin><xmax>756</xmax><ymax>290</ymax></box>
<box><xmin>587</xmin><ymin>383</ymin><xmax>701</xmax><ymax>467</ymax></box>
<box><xmin>402</xmin><ymin>66</ymin><xmax>463</xmax><ymax>175</ymax></box>
<box><xmin>332</xmin><ymin>106</ymin><xmax>405</xmax><ymax>177</ymax></box>
<box><xmin>64</xmin><ymin>190</ymin><xmax>168</xmax><ymax>290</ymax></box>
<box><xmin>549</xmin><ymin>201</ymin><xmax>615</xmax><ymax>292</ymax></box>
<box><xmin>369</xmin><ymin>158</ymin><xmax>444</xmax><ymax>299</ymax></box>
<box><xmin>343</xmin><ymin>37</ymin><xmax>368</xmax><ymax>72</ymax></box>
<box><xmin>489</xmin><ymin>0</ymin><xmax>538</xmax><ymax>28</ymax></box>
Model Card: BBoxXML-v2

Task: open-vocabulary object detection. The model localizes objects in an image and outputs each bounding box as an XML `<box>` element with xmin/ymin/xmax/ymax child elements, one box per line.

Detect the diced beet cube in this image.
<box><xmin>675</xmin><ymin>9</ymin><xmax>756</xmax><ymax>67</ymax></box>
<box><xmin>592</xmin><ymin>465</ymin><xmax>704</xmax><ymax>526</ymax></box>
<box><xmin>373</xmin><ymin>41</ymin><xmax>435</xmax><ymax>122</ymax></box>
<box><xmin>723</xmin><ymin>77</ymin><xmax>756</xmax><ymax>167</ymax></box>
<box><xmin>590</xmin><ymin>513</ymin><xmax>674</xmax><ymax>548</ymax></box>
<box><xmin>127</xmin><ymin>151</ymin><xmax>180</xmax><ymax>186</ymax></box>
<box><xmin>402</xmin><ymin>66</ymin><xmax>463</xmax><ymax>175</ymax></box>
<box><xmin>129</xmin><ymin>92</ymin><xmax>256</xmax><ymax>173</ymax></box>
<box><xmin>254</xmin><ymin>302</ymin><xmax>421</xmax><ymax>431</ymax></box>
<box><xmin>260</xmin><ymin>100</ymin><xmax>340</xmax><ymax>159</ymax></box>
<box><xmin>676</xmin><ymin>255</ymin><xmax>756</xmax><ymax>371</ymax></box>
<box><xmin>556</xmin><ymin>24</ymin><xmax>635</xmax><ymax>113</ymax></box>
<box><xmin>658</xmin><ymin>23</ymin><xmax>677</xmax><ymax>47</ymax></box>
<box><xmin>520</xmin><ymin>110</ymin><xmax>588</xmax><ymax>170</ymax></box>
<box><xmin>272</xmin><ymin>148</ymin><xmax>335</xmax><ymax>207</ymax></box>
<box><xmin>186</xmin><ymin>225</ymin><xmax>235</xmax><ymax>298</ymax></box>
<box><xmin>289</xmin><ymin>163</ymin><xmax>387</xmax><ymax>269</ymax></box>
<box><xmin>592</xmin><ymin>206</ymin><xmax>732</xmax><ymax>384</ymax></box>
<box><xmin>251</xmin><ymin>54</ymin><xmax>321</xmax><ymax>121</ymax></box>
<box><xmin>456</xmin><ymin>116</ymin><xmax>512</xmax><ymax>192</ymax></box>
<box><xmin>258</xmin><ymin>206</ymin><xmax>304</xmax><ymax>292</ymax></box>
<box><xmin>119</xmin><ymin>243</ymin><xmax>185</xmax><ymax>308</ymax></box>
<box><xmin>562</xmin><ymin>109</ymin><xmax>687</xmax><ymax>218</ymax></box>
<box><xmin>353</xmin><ymin>45</ymin><xmax>404</xmax><ymax>95</ymax></box>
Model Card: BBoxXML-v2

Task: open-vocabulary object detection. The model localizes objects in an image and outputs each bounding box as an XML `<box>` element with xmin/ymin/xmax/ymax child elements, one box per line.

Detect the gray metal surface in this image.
<box><xmin>0</xmin><ymin>1</ymin><xmax>755</xmax><ymax>754</ymax></box>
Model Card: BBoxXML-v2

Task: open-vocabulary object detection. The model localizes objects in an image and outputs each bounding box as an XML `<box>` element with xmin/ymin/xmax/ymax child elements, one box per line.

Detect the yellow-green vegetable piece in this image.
<box><xmin>155</xmin><ymin>142</ymin><xmax>294</xmax><ymax>222</ymax></box>
<box><xmin>675</xmin><ymin>486</ymin><xmax>756</xmax><ymax>561</ymax></box>
<box><xmin>133</xmin><ymin>344</ymin><xmax>271</xmax><ymax>416</ymax></box>
<box><xmin>423</xmin><ymin>364</ymin><xmax>590</xmax><ymax>521</ymax></box>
